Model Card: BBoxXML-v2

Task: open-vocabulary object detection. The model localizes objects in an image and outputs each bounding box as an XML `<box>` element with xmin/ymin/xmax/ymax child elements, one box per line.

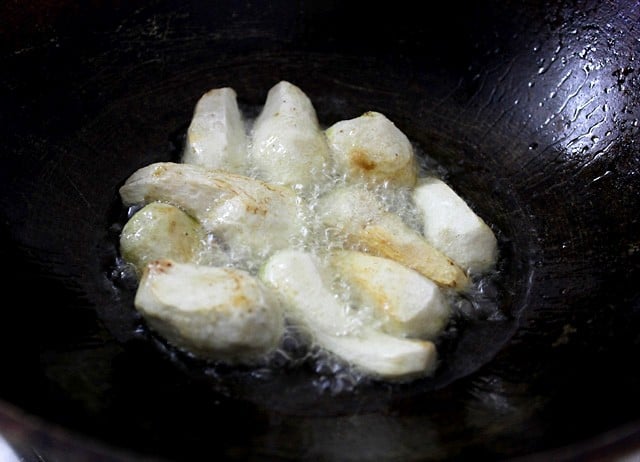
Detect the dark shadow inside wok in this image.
<box><xmin>1</xmin><ymin>1</ymin><xmax>639</xmax><ymax>461</ymax></box>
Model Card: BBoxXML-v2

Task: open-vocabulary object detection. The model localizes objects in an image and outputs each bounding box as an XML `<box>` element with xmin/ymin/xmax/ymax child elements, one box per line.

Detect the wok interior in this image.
<box><xmin>0</xmin><ymin>1</ymin><xmax>638</xmax><ymax>461</ymax></box>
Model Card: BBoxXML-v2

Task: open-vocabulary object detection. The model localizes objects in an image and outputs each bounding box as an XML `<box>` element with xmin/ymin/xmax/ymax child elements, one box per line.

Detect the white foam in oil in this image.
<box><xmin>114</xmin><ymin>98</ymin><xmax>502</xmax><ymax>393</ymax></box>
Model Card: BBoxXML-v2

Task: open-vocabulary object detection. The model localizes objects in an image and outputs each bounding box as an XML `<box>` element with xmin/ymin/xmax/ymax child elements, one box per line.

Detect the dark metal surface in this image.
<box><xmin>1</xmin><ymin>1</ymin><xmax>639</xmax><ymax>461</ymax></box>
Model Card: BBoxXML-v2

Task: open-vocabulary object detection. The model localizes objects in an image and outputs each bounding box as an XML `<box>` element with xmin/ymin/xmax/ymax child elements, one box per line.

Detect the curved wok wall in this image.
<box><xmin>0</xmin><ymin>1</ymin><xmax>638</xmax><ymax>461</ymax></box>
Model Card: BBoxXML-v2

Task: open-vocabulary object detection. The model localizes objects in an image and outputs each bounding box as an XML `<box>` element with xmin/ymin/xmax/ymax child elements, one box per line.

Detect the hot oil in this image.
<box><xmin>111</xmin><ymin>106</ymin><xmax>506</xmax><ymax>398</ymax></box>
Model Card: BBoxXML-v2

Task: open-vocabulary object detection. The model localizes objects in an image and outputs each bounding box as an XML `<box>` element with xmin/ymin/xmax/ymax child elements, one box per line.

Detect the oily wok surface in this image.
<box><xmin>0</xmin><ymin>1</ymin><xmax>639</xmax><ymax>461</ymax></box>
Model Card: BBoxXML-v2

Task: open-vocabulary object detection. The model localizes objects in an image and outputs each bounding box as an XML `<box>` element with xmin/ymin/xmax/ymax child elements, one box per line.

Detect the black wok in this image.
<box><xmin>1</xmin><ymin>1</ymin><xmax>639</xmax><ymax>461</ymax></box>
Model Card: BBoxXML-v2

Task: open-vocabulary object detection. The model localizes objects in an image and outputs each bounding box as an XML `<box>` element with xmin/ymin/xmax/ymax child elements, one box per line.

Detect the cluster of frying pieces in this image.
<box><xmin>117</xmin><ymin>81</ymin><xmax>498</xmax><ymax>381</ymax></box>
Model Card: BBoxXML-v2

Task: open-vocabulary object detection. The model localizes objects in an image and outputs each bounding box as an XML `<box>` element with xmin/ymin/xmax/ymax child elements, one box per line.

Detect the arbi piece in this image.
<box><xmin>413</xmin><ymin>177</ymin><xmax>498</xmax><ymax>274</ymax></box>
<box><xmin>326</xmin><ymin>111</ymin><xmax>418</xmax><ymax>187</ymax></box>
<box><xmin>119</xmin><ymin>162</ymin><xmax>305</xmax><ymax>262</ymax></box>
<box><xmin>250</xmin><ymin>80</ymin><xmax>331</xmax><ymax>190</ymax></box>
<box><xmin>329</xmin><ymin>250</ymin><xmax>451</xmax><ymax>339</ymax></box>
<box><xmin>120</xmin><ymin>202</ymin><xmax>204</xmax><ymax>277</ymax></box>
<box><xmin>260</xmin><ymin>249</ymin><xmax>438</xmax><ymax>379</ymax></box>
<box><xmin>135</xmin><ymin>259</ymin><xmax>284</xmax><ymax>363</ymax></box>
<box><xmin>317</xmin><ymin>185</ymin><xmax>469</xmax><ymax>290</ymax></box>
<box><xmin>182</xmin><ymin>87</ymin><xmax>249</xmax><ymax>173</ymax></box>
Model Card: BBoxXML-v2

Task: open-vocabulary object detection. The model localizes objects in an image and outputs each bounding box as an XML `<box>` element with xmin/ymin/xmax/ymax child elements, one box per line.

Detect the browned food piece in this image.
<box><xmin>119</xmin><ymin>162</ymin><xmax>305</xmax><ymax>263</ymax></box>
<box><xmin>317</xmin><ymin>185</ymin><xmax>469</xmax><ymax>289</ymax></box>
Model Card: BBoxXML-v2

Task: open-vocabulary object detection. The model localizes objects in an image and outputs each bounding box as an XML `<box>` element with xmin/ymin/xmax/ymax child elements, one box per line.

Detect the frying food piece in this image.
<box><xmin>260</xmin><ymin>249</ymin><xmax>438</xmax><ymax>379</ymax></box>
<box><xmin>182</xmin><ymin>87</ymin><xmax>249</xmax><ymax>173</ymax></box>
<box><xmin>329</xmin><ymin>250</ymin><xmax>450</xmax><ymax>339</ymax></box>
<box><xmin>250</xmin><ymin>80</ymin><xmax>332</xmax><ymax>189</ymax></box>
<box><xmin>120</xmin><ymin>202</ymin><xmax>204</xmax><ymax>276</ymax></box>
<box><xmin>317</xmin><ymin>185</ymin><xmax>469</xmax><ymax>289</ymax></box>
<box><xmin>325</xmin><ymin>111</ymin><xmax>418</xmax><ymax>187</ymax></box>
<box><xmin>119</xmin><ymin>162</ymin><xmax>305</xmax><ymax>262</ymax></box>
<box><xmin>135</xmin><ymin>259</ymin><xmax>284</xmax><ymax>362</ymax></box>
<box><xmin>413</xmin><ymin>177</ymin><xmax>498</xmax><ymax>274</ymax></box>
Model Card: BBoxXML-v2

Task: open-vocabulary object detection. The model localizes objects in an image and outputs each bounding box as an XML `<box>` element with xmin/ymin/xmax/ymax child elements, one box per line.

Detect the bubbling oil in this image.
<box><xmin>113</xmin><ymin>112</ymin><xmax>503</xmax><ymax>394</ymax></box>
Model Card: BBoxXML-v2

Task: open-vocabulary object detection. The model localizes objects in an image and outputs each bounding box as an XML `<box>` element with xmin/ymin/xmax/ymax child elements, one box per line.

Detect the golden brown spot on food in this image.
<box><xmin>355</xmin><ymin>225</ymin><xmax>468</xmax><ymax>289</ymax></box>
<box><xmin>223</xmin><ymin>269</ymin><xmax>244</xmax><ymax>291</ymax></box>
<box><xmin>245</xmin><ymin>203</ymin><xmax>267</xmax><ymax>216</ymax></box>
<box><xmin>366</xmin><ymin>287</ymin><xmax>390</xmax><ymax>312</ymax></box>
<box><xmin>151</xmin><ymin>259</ymin><xmax>173</xmax><ymax>273</ymax></box>
<box><xmin>351</xmin><ymin>149</ymin><xmax>376</xmax><ymax>171</ymax></box>
<box><xmin>232</xmin><ymin>294</ymin><xmax>249</xmax><ymax>307</ymax></box>
<box><xmin>152</xmin><ymin>165</ymin><xmax>167</xmax><ymax>177</ymax></box>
